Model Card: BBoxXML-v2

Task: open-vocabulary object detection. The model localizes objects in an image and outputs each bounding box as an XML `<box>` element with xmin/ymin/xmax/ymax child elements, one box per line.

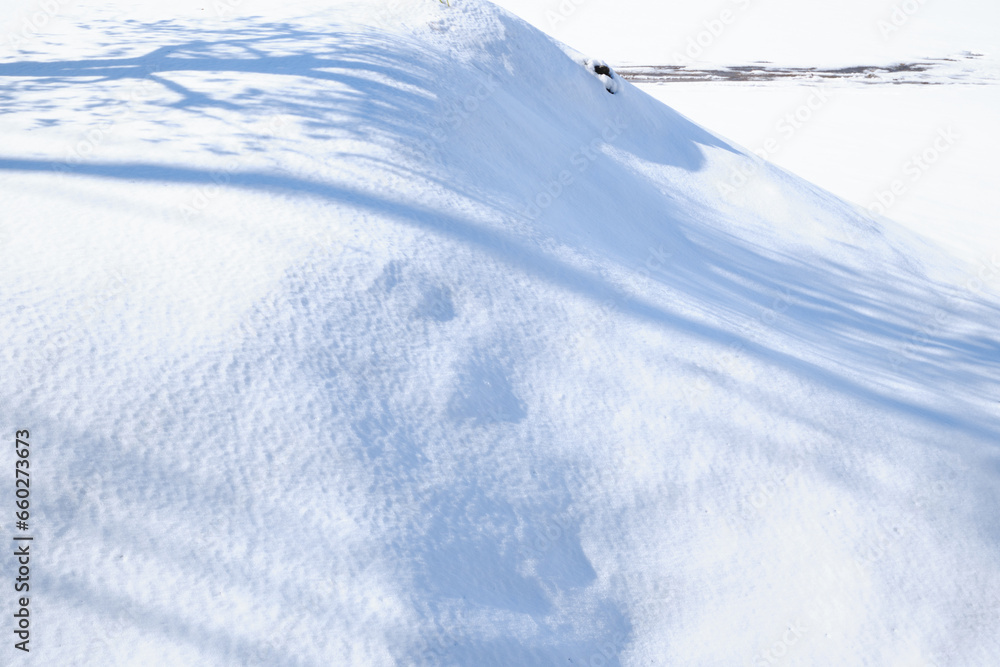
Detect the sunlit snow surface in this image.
<box><xmin>488</xmin><ymin>0</ymin><xmax>1000</xmax><ymax>68</ymax></box>
<box><xmin>635</xmin><ymin>71</ymin><xmax>1000</xmax><ymax>268</ymax></box>
<box><xmin>1</xmin><ymin>1</ymin><xmax>999</xmax><ymax>665</ymax></box>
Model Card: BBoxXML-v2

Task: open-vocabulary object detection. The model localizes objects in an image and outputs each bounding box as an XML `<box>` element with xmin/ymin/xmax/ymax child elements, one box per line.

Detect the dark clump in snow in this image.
<box><xmin>584</xmin><ymin>57</ymin><xmax>622</xmax><ymax>94</ymax></box>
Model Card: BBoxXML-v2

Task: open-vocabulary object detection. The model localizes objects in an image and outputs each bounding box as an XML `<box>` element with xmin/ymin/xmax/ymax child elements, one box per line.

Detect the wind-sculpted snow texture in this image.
<box><xmin>0</xmin><ymin>1</ymin><xmax>998</xmax><ymax>665</ymax></box>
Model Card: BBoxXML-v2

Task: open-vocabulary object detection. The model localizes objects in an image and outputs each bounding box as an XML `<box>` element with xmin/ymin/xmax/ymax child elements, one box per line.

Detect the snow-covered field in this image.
<box><xmin>2</xmin><ymin>1</ymin><xmax>998</xmax><ymax>665</ymax></box>
<box><xmin>633</xmin><ymin>74</ymin><xmax>1000</xmax><ymax>270</ymax></box>
<box><xmin>488</xmin><ymin>0</ymin><xmax>1000</xmax><ymax>68</ymax></box>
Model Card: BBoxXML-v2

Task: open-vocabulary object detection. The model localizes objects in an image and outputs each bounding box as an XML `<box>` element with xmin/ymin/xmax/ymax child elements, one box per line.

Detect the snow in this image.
<box><xmin>635</xmin><ymin>80</ymin><xmax>1000</xmax><ymax>267</ymax></box>
<box><xmin>1</xmin><ymin>0</ymin><xmax>999</xmax><ymax>665</ymax></box>
<box><xmin>488</xmin><ymin>0</ymin><xmax>1000</xmax><ymax>67</ymax></box>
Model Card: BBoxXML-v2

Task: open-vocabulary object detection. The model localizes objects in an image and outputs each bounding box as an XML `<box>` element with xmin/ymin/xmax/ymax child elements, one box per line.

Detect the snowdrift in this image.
<box><xmin>1</xmin><ymin>0</ymin><xmax>998</xmax><ymax>664</ymax></box>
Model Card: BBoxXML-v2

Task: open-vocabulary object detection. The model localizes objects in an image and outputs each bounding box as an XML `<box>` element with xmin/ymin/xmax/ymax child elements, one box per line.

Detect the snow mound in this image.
<box><xmin>1</xmin><ymin>0</ymin><xmax>998</xmax><ymax>665</ymax></box>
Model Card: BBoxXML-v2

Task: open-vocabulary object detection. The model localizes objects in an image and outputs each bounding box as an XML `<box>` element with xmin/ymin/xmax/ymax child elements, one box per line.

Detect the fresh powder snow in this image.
<box><xmin>1</xmin><ymin>0</ymin><xmax>998</xmax><ymax>665</ymax></box>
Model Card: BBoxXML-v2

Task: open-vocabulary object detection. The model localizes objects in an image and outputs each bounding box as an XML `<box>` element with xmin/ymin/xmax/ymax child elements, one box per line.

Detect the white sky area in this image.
<box><xmin>488</xmin><ymin>0</ymin><xmax>1000</xmax><ymax>65</ymax></box>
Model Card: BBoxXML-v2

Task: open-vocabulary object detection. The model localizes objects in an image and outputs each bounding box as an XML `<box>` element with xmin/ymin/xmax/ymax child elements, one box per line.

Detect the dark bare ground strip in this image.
<box><xmin>616</xmin><ymin>56</ymin><xmax>986</xmax><ymax>85</ymax></box>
